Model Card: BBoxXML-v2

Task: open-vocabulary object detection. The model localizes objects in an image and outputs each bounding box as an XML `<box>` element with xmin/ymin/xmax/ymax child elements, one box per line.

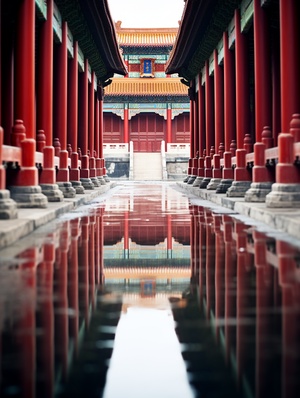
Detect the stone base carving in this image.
<box><xmin>244</xmin><ymin>182</ymin><xmax>272</xmax><ymax>202</ymax></box>
<box><xmin>57</xmin><ymin>182</ymin><xmax>76</xmax><ymax>198</ymax></box>
<box><xmin>265</xmin><ymin>183</ymin><xmax>300</xmax><ymax>208</ymax></box>
<box><xmin>183</xmin><ymin>175</ymin><xmax>190</xmax><ymax>183</ymax></box>
<box><xmin>187</xmin><ymin>175</ymin><xmax>197</xmax><ymax>185</ymax></box>
<box><xmin>9</xmin><ymin>185</ymin><xmax>48</xmax><ymax>208</ymax></box>
<box><xmin>216</xmin><ymin>179</ymin><xmax>233</xmax><ymax>194</ymax></box>
<box><xmin>200</xmin><ymin>177</ymin><xmax>211</xmax><ymax>189</ymax></box>
<box><xmin>80</xmin><ymin>178</ymin><xmax>95</xmax><ymax>190</ymax></box>
<box><xmin>226</xmin><ymin>181</ymin><xmax>251</xmax><ymax>197</ymax></box>
<box><xmin>207</xmin><ymin>178</ymin><xmax>221</xmax><ymax>190</ymax></box>
<box><xmin>98</xmin><ymin>177</ymin><xmax>106</xmax><ymax>185</ymax></box>
<box><xmin>192</xmin><ymin>177</ymin><xmax>203</xmax><ymax>187</ymax></box>
<box><xmin>71</xmin><ymin>181</ymin><xmax>85</xmax><ymax>194</ymax></box>
<box><xmin>40</xmin><ymin>183</ymin><xmax>64</xmax><ymax>202</ymax></box>
<box><xmin>0</xmin><ymin>189</ymin><xmax>18</xmax><ymax>219</ymax></box>
<box><xmin>91</xmin><ymin>177</ymin><xmax>101</xmax><ymax>187</ymax></box>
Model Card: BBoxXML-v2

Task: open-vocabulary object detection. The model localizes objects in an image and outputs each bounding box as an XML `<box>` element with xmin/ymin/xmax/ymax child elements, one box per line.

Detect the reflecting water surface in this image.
<box><xmin>0</xmin><ymin>182</ymin><xmax>299</xmax><ymax>398</ymax></box>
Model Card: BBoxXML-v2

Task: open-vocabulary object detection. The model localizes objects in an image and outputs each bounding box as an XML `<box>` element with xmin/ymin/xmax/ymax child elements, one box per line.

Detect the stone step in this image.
<box><xmin>133</xmin><ymin>152</ymin><xmax>162</xmax><ymax>180</ymax></box>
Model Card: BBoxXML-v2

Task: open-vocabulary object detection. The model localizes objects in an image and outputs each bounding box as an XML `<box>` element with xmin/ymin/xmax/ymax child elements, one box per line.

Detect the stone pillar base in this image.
<box><xmin>71</xmin><ymin>181</ymin><xmax>85</xmax><ymax>194</ymax></box>
<box><xmin>192</xmin><ymin>177</ymin><xmax>203</xmax><ymax>187</ymax></box>
<box><xmin>226</xmin><ymin>181</ymin><xmax>251</xmax><ymax>197</ymax></box>
<box><xmin>91</xmin><ymin>177</ymin><xmax>101</xmax><ymax>187</ymax></box>
<box><xmin>207</xmin><ymin>178</ymin><xmax>222</xmax><ymax>190</ymax></box>
<box><xmin>187</xmin><ymin>175</ymin><xmax>197</xmax><ymax>185</ymax></box>
<box><xmin>80</xmin><ymin>178</ymin><xmax>95</xmax><ymax>190</ymax></box>
<box><xmin>98</xmin><ymin>176</ymin><xmax>106</xmax><ymax>185</ymax></box>
<box><xmin>200</xmin><ymin>177</ymin><xmax>211</xmax><ymax>189</ymax></box>
<box><xmin>40</xmin><ymin>184</ymin><xmax>64</xmax><ymax>202</ymax></box>
<box><xmin>103</xmin><ymin>175</ymin><xmax>110</xmax><ymax>183</ymax></box>
<box><xmin>57</xmin><ymin>182</ymin><xmax>76</xmax><ymax>198</ymax></box>
<box><xmin>216</xmin><ymin>179</ymin><xmax>233</xmax><ymax>194</ymax></box>
<box><xmin>244</xmin><ymin>182</ymin><xmax>272</xmax><ymax>202</ymax></box>
<box><xmin>9</xmin><ymin>186</ymin><xmax>48</xmax><ymax>208</ymax></box>
<box><xmin>183</xmin><ymin>175</ymin><xmax>190</xmax><ymax>183</ymax></box>
<box><xmin>0</xmin><ymin>190</ymin><xmax>18</xmax><ymax>219</ymax></box>
<box><xmin>266</xmin><ymin>183</ymin><xmax>300</xmax><ymax>208</ymax></box>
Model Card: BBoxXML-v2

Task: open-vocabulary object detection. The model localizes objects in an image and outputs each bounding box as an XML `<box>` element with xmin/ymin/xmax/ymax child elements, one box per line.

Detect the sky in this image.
<box><xmin>107</xmin><ymin>0</ymin><xmax>185</xmax><ymax>28</ymax></box>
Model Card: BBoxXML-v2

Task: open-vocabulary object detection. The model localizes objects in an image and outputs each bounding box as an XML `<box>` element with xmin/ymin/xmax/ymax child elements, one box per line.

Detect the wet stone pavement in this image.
<box><xmin>0</xmin><ymin>182</ymin><xmax>299</xmax><ymax>398</ymax></box>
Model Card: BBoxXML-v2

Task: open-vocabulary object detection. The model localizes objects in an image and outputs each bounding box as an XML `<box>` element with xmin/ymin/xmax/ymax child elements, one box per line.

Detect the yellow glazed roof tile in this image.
<box><xmin>104</xmin><ymin>78</ymin><xmax>188</xmax><ymax>96</ymax></box>
<box><xmin>115</xmin><ymin>24</ymin><xmax>178</xmax><ymax>46</ymax></box>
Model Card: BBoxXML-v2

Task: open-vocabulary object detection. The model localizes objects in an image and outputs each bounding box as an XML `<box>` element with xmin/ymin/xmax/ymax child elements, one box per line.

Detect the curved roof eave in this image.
<box><xmin>55</xmin><ymin>0</ymin><xmax>127</xmax><ymax>83</ymax></box>
<box><xmin>166</xmin><ymin>0</ymin><xmax>240</xmax><ymax>81</ymax></box>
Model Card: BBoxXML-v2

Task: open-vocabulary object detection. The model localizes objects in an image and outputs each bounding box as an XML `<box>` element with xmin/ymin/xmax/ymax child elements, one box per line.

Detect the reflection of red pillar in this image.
<box><xmin>205</xmin><ymin>210</ymin><xmax>215</xmax><ymax>319</ymax></box>
<box><xmin>279</xmin><ymin>0</ymin><xmax>300</xmax><ymax>133</ymax></box>
<box><xmin>79</xmin><ymin>216</ymin><xmax>90</xmax><ymax>326</ymax></box>
<box><xmin>253</xmin><ymin>0</ymin><xmax>272</xmax><ymax>142</ymax></box>
<box><xmin>124</xmin><ymin>210</ymin><xmax>129</xmax><ymax>259</ymax></box>
<box><xmin>89</xmin><ymin>215</ymin><xmax>96</xmax><ymax>309</ymax></box>
<box><xmin>253</xmin><ymin>231</ymin><xmax>273</xmax><ymax>398</ymax></box>
<box><xmin>277</xmin><ymin>240</ymin><xmax>299</xmax><ymax>398</ymax></box>
<box><xmin>235</xmin><ymin>9</ymin><xmax>250</xmax><ymax>149</ymax></box>
<box><xmin>198</xmin><ymin>208</ymin><xmax>206</xmax><ymax>304</ymax></box>
<box><xmin>223</xmin><ymin>215</ymin><xmax>236</xmax><ymax>364</ymax></box>
<box><xmin>18</xmin><ymin>248</ymin><xmax>37</xmax><ymax>398</ymax></box>
<box><xmin>38</xmin><ymin>242</ymin><xmax>55</xmax><ymax>398</ymax></box>
<box><xmin>214</xmin><ymin>214</ymin><xmax>225</xmax><ymax>341</ymax></box>
<box><xmin>69</xmin><ymin>219</ymin><xmax>80</xmax><ymax>355</ymax></box>
<box><xmin>56</xmin><ymin>222</ymin><xmax>70</xmax><ymax>380</ymax></box>
<box><xmin>167</xmin><ymin>214</ymin><xmax>173</xmax><ymax>260</ymax></box>
<box><xmin>235</xmin><ymin>220</ymin><xmax>251</xmax><ymax>389</ymax></box>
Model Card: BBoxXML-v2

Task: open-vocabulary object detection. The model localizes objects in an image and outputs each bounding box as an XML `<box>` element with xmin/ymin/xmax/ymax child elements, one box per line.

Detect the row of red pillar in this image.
<box><xmin>0</xmin><ymin>0</ymin><xmax>107</xmax><ymax>205</ymax></box>
<box><xmin>187</xmin><ymin>0</ymin><xmax>300</xmax><ymax>198</ymax></box>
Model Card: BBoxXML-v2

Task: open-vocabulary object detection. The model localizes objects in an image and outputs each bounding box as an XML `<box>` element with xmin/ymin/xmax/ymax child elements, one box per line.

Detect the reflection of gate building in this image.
<box><xmin>103</xmin><ymin>23</ymin><xmax>190</xmax><ymax>153</ymax></box>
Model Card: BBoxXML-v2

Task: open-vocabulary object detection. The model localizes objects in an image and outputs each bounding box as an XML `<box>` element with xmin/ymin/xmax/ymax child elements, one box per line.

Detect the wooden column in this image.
<box><xmin>15</xmin><ymin>0</ymin><xmax>35</xmax><ymax>139</ymax></box>
<box><xmin>254</xmin><ymin>0</ymin><xmax>272</xmax><ymax>142</ymax></box>
<box><xmin>68</xmin><ymin>42</ymin><xmax>84</xmax><ymax>193</ymax></box>
<box><xmin>235</xmin><ymin>9</ymin><xmax>250</xmax><ymax>149</ymax></box>
<box><xmin>38</xmin><ymin>0</ymin><xmax>63</xmax><ymax>201</ymax></box>
<box><xmin>124</xmin><ymin>104</ymin><xmax>129</xmax><ymax>143</ymax></box>
<box><xmin>166</xmin><ymin>104</ymin><xmax>172</xmax><ymax>147</ymax></box>
<box><xmin>88</xmin><ymin>72</ymin><xmax>99</xmax><ymax>186</ymax></box>
<box><xmin>78</xmin><ymin>60</ymin><xmax>94</xmax><ymax>189</ymax></box>
<box><xmin>279</xmin><ymin>0</ymin><xmax>300</xmax><ymax>134</ymax></box>
<box><xmin>54</xmin><ymin>23</ymin><xmax>74</xmax><ymax>195</ymax></box>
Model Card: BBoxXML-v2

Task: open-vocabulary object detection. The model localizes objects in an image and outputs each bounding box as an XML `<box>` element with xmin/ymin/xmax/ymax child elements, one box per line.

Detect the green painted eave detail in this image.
<box><xmin>55</xmin><ymin>0</ymin><xmax>109</xmax><ymax>81</ymax></box>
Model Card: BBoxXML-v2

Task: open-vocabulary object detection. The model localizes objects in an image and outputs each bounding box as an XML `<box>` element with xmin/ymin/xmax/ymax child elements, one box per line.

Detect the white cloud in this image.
<box><xmin>107</xmin><ymin>0</ymin><xmax>185</xmax><ymax>28</ymax></box>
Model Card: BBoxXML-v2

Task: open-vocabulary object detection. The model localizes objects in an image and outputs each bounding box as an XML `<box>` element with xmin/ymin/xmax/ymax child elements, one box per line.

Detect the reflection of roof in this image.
<box><xmin>115</xmin><ymin>24</ymin><xmax>178</xmax><ymax>47</ymax></box>
<box><xmin>104</xmin><ymin>78</ymin><xmax>188</xmax><ymax>96</ymax></box>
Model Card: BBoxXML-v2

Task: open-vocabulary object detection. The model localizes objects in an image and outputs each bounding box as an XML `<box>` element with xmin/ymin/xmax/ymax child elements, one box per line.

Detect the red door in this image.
<box><xmin>130</xmin><ymin>112</ymin><xmax>165</xmax><ymax>152</ymax></box>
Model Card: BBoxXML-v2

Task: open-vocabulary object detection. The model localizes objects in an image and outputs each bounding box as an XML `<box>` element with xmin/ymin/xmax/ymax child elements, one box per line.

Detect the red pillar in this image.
<box><xmin>166</xmin><ymin>105</ymin><xmax>172</xmax><ymax>147</ymax></box>
<box><xmin>54</xmin><ymin>23</ymin><xmax>75</xmax><ymax>198</ymax></box>
<box><xmin>235</xmin><ymin>9</ymin><xmax>250</xmax><ymax>149</ymax></box>
<box><xmin>213</xmin><ymin>49</ymin><xmax>224</xmax><ymax>151</ymax></box>
<box><xmin>15</xmin><ymin>0</ymin><xmax>35</xmax><ymax>139</ymax></box>
<box><xmin>98</xmin><ymin>88</ymin><xmax>107</xmax><ymax>180</ymax></box>
<box><xmin>223</xmin><ymin>31</ymin><xmax>236</xmax><ymax>152</ymax></box>
<box><xmin>279</xmin><ymin>0</ymin><xmax>300</xmax><ymax>134</ymax></box>
<box><xmin>68</xmin><ymin>42</ymin><xmax>84</xmax><ymax>192</ymax></box>
<box><xmin>37</xmin><ymin>0</ymin><xmax>63</xmax><ymax>201</ymax></box>
<box><xmin>205</xmin><ymin>61</ymin><xmax>214</xmax><ymax>153</ymax></box>
<box><xmin>124</xmin><ymin>104</ymin><xmax>129</xmax><ymax>143</ymax></box>
<box><xmin>79</xmin><ymin>60</ymin><xmax>94</xmax><ymax>188</ymax></box>
<box><xmin>88</xmin><ymin>72</ymin><xmax>98</xmax><ymax>185</ymax></box>
<box><xmin>253</xmin><ymin>0</ymin><xmax>272</xmax><ymax>142</ymax></box>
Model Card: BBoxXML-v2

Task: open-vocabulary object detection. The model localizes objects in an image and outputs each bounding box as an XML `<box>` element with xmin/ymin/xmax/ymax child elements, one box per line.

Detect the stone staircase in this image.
<box><xmin>132</xmin><ymin>152</ymin><xmax>162</xmax><ymax>180</ymax></box>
